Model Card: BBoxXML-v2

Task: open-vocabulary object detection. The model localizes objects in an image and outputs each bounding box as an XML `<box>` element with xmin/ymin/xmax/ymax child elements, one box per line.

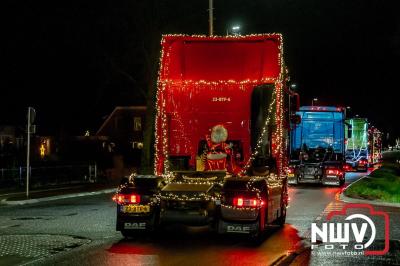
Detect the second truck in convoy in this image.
<box><xmin>288</xmin><ymin>106</ymin><xmax>347</xmax><ymax>186</ymax></box>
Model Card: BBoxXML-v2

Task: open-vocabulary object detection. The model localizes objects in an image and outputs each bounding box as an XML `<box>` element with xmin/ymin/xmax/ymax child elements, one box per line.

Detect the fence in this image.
<box><xmin>0</xmin><ymin>164</ymin><xmax>97</xmax><ymax>189</ymax></box>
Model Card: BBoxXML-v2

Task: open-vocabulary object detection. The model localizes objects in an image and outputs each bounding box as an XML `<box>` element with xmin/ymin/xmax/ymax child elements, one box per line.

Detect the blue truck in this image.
<box><xmin>288</xmin><ymin>106</ymin><xmax>347</xmax><ymax>186</ymax></box>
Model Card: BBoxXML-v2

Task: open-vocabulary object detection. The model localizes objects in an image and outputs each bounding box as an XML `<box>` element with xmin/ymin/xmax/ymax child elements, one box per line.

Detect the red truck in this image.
<box><xmin>114</xmin><ymin>34</ymin><xmax>298</xmax><ymax>238</ymax></box>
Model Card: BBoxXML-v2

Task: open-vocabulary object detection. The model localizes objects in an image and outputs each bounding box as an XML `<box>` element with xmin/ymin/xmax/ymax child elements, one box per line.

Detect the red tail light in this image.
<box><xmin>233</xmin><ymin>197</ymin><xmax>261</xmax><ymax>208</ymax></box>
<box><xmin>287</xmin><ymin>167</ymin><xmax>295</xmax><ymax>174</ymax></box>
<box><xmin>130</xmin><ymin>195</ymin><xmax>140</xmax><ymax>204</ymax></box>
<box><xmin>113</xmin><ymin>194</ymin><xmax>141</xmax><ymax>204</ymax></box>
<box><xmin>359</xmin><ymin>159</ymin><xmax>367</xmax><ymax>165</ymax></box>
<box><xmin>326</xmin><ymin>169</ymin><xmax>342</xmax><ymax>175</ymax></box>
<box><xmin>235</xmin><ymin>197</ymin><xmax>244</xmax><ymax>207</ymax></box>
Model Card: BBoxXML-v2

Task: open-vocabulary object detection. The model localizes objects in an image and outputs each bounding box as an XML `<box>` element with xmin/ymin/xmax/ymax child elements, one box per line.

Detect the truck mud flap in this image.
<box><xmin>287</xmin><ymin>176</ymin><xmax>298</xmax><ymax>185</ymax></box>
<box><xmin>218</xmin><ymin>219</ymin><xmax>259</xmax><ymax>235</ymax></box>
<box><xmin>117</xmin><ymin>214</ymin><xmax>157</xmax><ymax>232</ymax></box>
<box><xmin>123</xmin><ymin>221</ymin><xmax>148</xmax><ymax>230</ymax></box>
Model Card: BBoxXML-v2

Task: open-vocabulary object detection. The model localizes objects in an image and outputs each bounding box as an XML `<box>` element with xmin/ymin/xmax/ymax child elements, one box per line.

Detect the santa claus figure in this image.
<box><xmin>205</xmin><ymin>125</ymin><xmax>241</xmax><ymax>174</ymax></box>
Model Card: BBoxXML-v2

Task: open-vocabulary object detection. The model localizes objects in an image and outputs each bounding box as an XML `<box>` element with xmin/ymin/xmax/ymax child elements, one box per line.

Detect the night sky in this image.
<box><xmin>1</xmin><ymin>0</ymin><xmax>399</xmax><ymax>141</ymax></box>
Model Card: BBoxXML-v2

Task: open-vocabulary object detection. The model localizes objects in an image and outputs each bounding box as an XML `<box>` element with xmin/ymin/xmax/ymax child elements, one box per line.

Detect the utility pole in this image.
<box><xmin>311</xmin><ymin>98</ymin><xmax>318</xmax><ymax>106</ymax></box>
<box><xmin>209</xmin><ymin>0</ymin><xmax>214</xmax><ymax>36</ymax></box>
<box><xmin>26</xmin><ymin>107</ymin><xmax>36</xmax><ymax>198</ymax></box>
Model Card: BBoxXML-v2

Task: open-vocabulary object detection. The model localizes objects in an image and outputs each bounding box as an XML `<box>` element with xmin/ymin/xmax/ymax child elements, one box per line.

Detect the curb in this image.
<box><xmin>271</xmin><ymin>241</ymin><xmax>311</xmax><ymax>266</ymax></box>
<box><xmin>0</xmin><ymin>188</ymin><xmax>116</xmax><ymax>205</ymax></box>
<box><xmin>0</xmin><ymin>185</ymin><xmax>92</xmax><ymax>197</ymax></box>
<box><xmin>340</xmin><ymin>176</ymin><xmax>400</xmax><ymax>208</ymax></box>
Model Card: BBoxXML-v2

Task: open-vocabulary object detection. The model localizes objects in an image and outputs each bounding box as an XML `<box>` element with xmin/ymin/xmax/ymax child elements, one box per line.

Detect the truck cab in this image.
<box><xmin>114</xmin><ymin>34</ymin><xmax>296</xmax><ymax>238</ymax></box>
<box><xmin>288</xmin><ymin>106</ymin><xmax>346</xmax><ymax>186</ymax></box>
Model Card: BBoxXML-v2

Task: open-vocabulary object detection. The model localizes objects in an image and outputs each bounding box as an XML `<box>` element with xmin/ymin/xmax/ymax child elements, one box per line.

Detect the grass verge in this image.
<box><xmin>345</xmin><ymin>162</ymin><xmax>400</xmax><ymax>203</ymax></box>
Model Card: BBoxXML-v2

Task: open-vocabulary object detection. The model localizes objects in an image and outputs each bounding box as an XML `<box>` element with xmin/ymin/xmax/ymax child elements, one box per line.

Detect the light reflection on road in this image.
<box><xmin>105</xmin><ymin>224</ymin><xmax>303</xmax><ymax>266</ymax></box>
<box><xmin>102</xmin><ymin>172</ymin><xmax>369</xmax><ymax>266</ymax></box>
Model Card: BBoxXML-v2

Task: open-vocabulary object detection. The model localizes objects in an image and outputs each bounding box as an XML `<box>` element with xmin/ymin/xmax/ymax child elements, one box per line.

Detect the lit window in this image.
<box><xmin>134</xmin><ymin>117</ymin><xmax>142</xmax><ymax>131</ymax></box>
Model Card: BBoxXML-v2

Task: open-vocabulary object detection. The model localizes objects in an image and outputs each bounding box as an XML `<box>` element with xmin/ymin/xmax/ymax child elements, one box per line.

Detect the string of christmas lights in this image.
<box><xmin>154</xmin><ymin>34</ymin><xmax>288</xmax><ymax>177</ymax></box>
<box><xmin>346</xmin><ymin>119</ymin><xmax>369</xmax><ymax>162</ymax></box>
<box><xmin>239</xmin><ymin>90</ymin><xmax>277</xmax><ymax>175</ymax></box>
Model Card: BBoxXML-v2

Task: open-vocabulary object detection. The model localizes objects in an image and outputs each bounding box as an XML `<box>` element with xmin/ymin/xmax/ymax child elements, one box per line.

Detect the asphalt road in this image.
<box><xmin>0</xmin><ymin>171</ymin><xmax>399</xmax><ymax>266</ymax></box>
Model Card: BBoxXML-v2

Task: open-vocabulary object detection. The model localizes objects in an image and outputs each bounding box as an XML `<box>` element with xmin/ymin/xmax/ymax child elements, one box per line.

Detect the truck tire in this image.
<box><xmin>278</xmin><ymin>207</ymin><xmax>287</xmax><ymax>227</ymax></box>
<box><xmin>249</xmin><ymin>217</ymin><xmax>264</xmax><ymax>242</ymax></box>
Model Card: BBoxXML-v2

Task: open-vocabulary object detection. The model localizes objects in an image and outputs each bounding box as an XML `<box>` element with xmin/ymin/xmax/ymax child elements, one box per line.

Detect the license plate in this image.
<box><xmin>324</xmin><ymin>181</ymin><xmax>339</xmax><ymax>185</ymax></box>
<box><xmin>122</xmin><ymin>205</ymin><xmax>150</xmax><ymax>213</ymax></box>
<box><xmin>288</xmin><ymin>173</ymin><xmax>295</xmax><ymax>177</ymax></box>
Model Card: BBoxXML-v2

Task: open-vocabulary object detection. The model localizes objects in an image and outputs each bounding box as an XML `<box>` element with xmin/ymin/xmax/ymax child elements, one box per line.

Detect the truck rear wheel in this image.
<box><xmin>249</xmin><ymin>217</ymin><xmax>264</xmax><ymax>242</ymax></box>
<box><xmin>277</xmin><ymin>208</ymin><xmax>286</xmax><ymax>227</ymax></box>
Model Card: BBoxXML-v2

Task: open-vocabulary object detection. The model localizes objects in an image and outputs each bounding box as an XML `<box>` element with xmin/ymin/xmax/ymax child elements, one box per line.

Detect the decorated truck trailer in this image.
<box><xmin>344</xmin><ymin>118</ymin><xmax>383</xmax><ymax>171</ymax></box>
<box><xmin>345</xmin><ymin>118</ymin><xmax>369</xmax><ymax>171</ymax></box>
<box><xmin>288</xmin><ymin>106</ymin><xmax>347</xmax><ymax>186</ymax></box>
<box><xmin>368</xmin><ymin>126</ymin><xmax>383</xmax><ymax>165</ymax></box>
<box><xmin>114</xmin><ymin>34</ymin><xmax>299</xmax><ymax>238</ymax></box>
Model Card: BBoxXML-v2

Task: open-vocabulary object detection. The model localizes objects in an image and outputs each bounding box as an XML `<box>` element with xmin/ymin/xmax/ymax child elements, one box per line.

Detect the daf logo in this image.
<box><xmin>227</xmin><ymin>225</ymin><xmax>250</xmax><ymax>233</ymax></box>
<box><xmin>124</xmin><ymin>222</ymin><xmax>146</xmax><ymax>230</ymax></box>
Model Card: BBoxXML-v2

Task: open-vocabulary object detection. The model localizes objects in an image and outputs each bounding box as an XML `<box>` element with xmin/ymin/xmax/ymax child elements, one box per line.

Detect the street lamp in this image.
<box><xmin>228</xmin><ymin>25</ymin><xmax>241</xmax><ymax>36</ymax></box>
<box><xmin>345</xmin><ymin>106</ymin><xmax>351</xmax><ymax>118</ymax></box>
<box><xmin>290</xmin><ymin>84</ymin><xmax>297</xmax><ymax>90</ymax></box>
<box><xmin>311</xmin><ymin>98</ymin><xmax>318</xmax><ymax>106</ymax></box>
<box><xmin>26</xmin><ymin>107</ymin><xmax>36</xmax><ymax>199</ymax></box>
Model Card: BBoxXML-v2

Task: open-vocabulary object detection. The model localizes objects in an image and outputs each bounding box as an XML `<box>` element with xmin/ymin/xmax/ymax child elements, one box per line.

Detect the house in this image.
<box><xmin>0</xmin><ymin>126</ymin><xmax>24</xmax><ymax>168</ymax></box>
<box><xmin>96</xmin><ymin>106</ymin><xmax>147</xmax><ymax>178</ymax></box>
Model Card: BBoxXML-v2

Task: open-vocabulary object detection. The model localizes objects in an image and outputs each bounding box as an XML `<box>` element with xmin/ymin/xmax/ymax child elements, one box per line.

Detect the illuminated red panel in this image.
<box><xmin>161</xmin><ymin>35</ymin><xmax>281</xmax><ymax>81</ymax></box>
<box><xmin>155</xmin><ymin>35</ymin><xmax>284</xmax><ymax>173</ymax></box>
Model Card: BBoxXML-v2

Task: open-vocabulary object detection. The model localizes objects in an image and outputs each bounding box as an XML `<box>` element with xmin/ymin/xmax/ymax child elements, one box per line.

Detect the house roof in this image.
<box><xmin>96</xmin><ymin>106</ymin><xmax>146</xmax><ymax>136</ymax></box>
